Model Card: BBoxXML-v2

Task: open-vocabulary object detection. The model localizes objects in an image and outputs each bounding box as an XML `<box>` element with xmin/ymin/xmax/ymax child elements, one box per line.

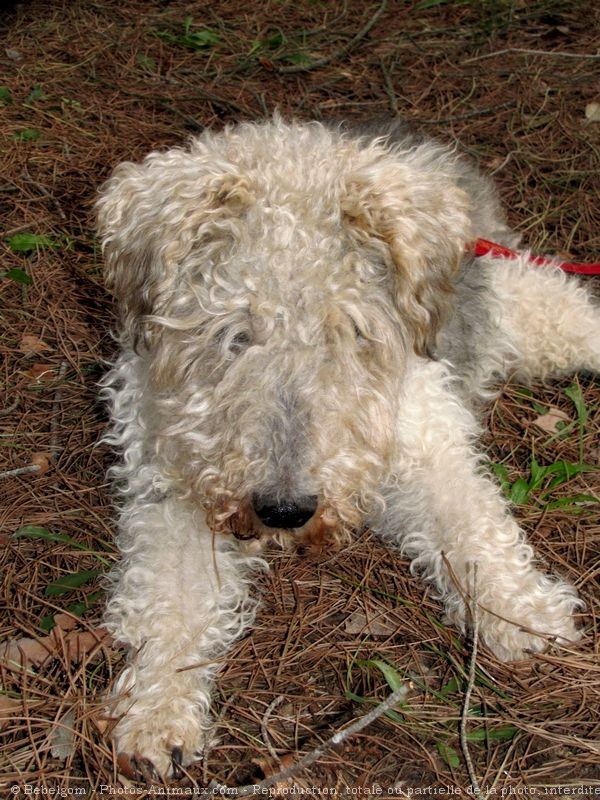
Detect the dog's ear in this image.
<box><xmin>96</xmin><ymin>148</ymin><xmax>253</xmax><ymax>348</ymax></box>
<box><xmin>341</xmin><ymin>146</ymin><xmax>472</xmax><ymax>355</ymax></box>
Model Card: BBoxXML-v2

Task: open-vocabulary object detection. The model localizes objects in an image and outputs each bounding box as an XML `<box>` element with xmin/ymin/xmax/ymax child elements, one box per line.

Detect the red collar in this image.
<box><xmin>473</xmin><ymin>238</ymin><xmax>600</xmax><ymax>276</ymax></box>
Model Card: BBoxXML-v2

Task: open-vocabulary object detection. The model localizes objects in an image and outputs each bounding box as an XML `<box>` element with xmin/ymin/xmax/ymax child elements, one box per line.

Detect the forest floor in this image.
<box><xmin>1</xmin><ymin>0</ymin><xmax>599</xmax><ymax>794</ymax></box>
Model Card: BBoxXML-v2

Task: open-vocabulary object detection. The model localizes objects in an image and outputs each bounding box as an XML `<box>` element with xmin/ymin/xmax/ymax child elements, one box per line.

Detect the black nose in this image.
<box><xmin>253</xmin><ymin>495</ymin><xmax>318</xmax><ymax>529</ymax></box>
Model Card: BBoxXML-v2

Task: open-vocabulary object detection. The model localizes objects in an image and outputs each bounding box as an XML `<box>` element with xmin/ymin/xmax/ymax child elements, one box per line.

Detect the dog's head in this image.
<box><xmin>97</xmin><ymin>118</ymin><xmax>471</xmax><ymax>546</ymax></box>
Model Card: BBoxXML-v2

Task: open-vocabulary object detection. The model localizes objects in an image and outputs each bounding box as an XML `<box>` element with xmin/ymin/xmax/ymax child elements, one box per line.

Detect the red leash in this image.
<box><xmin>473</xmin><ymin>238</ymin><xmax>600</xmax><ymax>276</ymax></box>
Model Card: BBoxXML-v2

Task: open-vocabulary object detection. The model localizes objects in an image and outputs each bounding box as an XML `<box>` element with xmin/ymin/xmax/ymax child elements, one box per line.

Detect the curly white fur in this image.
<box><xmin>97</xmin><ymin>116</ymin><xmax>599</xmax><ymax>778</ymax></box>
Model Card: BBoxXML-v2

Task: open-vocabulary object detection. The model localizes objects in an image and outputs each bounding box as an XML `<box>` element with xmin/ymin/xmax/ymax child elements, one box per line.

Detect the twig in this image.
<box><xmin>0</xmin><ymin>397</ymin><xmax>19</xmax><ymax>417</ymax></box>
<box><xmin>161</xmin><ymin>104</ymin><xmax>204</xmax><ymax>131</ymax></box>
<box><xmin>0</xmin><ymin>464</ymin><xmax>41</xmax><ymax>481</ymax></box>
<box><xmin>208</xmin><ymin>684</ymin><xmax>408</xmax><ymax>795</ymax></box>
<box><xmin>460</xmin><ymin>563</ymin><xmax>481</xmax><ymax>796</ymax></box>
<box><xmin>50</xmin><ymin>361</ymin><xmax>69</xmax><ymax>458</ymax></box>
<box><xmin>278</xmin><ymin>0</ymin><xmax>388</xmax><ymax>74</ymax></box>
<box><xmin>302</xmin><ymin>0</ymin><xmax>349</xmax><ymax>36</ymax></box>
<box><xmin>418</xmin><ymin>101</ymin><xmax>515</xmax><ymax>124</ymax></box>
<box><xmin>489</xmin><ymin>151</ymin><xmax>515</xmax><ymax>176</ymax></box>
<box><xmin>0</xmin><ymin>222</ymin><xmax>32</xmax><ymax>238</ymax></box>
<box><xmin>261</xmin><ymin>696</ymin><xmax>285</xmax><ymax>762</ymax></box>
<box><xmin>92</xmin><ymin>76</ymin><xmax>251</xmax><ymax>119</ymax></box>
<box><xmin>22</xmin><ymin>168</ymin><xmax>67</xmax><ymax>221</ymax></box>
<box><xmin>463</xmin><ymin>48</ymin><xmax>600</xmax><ymax>64</ymax></box>
<box><xmin>380</xmin><ymin>58</ymin><xmax>398</xmax><ymax>116</ymax></box>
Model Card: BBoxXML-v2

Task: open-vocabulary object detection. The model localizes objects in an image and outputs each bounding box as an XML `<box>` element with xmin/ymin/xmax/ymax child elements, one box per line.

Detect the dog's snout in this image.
<box><xmin>253</xmin><ymin>495</ymin><xmax>318</xmax><ymax>529</ymax></box>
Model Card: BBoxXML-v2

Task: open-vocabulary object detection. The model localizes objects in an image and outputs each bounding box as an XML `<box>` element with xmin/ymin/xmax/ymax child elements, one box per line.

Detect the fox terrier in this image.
<box><xmin>97</xmin><ymin>117</ymin><xmax>599</xmax><ymax>777</ymax></box>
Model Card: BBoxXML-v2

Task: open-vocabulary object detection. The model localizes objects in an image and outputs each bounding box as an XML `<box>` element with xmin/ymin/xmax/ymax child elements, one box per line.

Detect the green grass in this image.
<box><xmin>155</xmin><ymin>16</ymin><xmax>221</xmax><ymax>50</ymax></box>
<box><xmin>491</xmin><ymin>383</ymin><xmax>598</xmax><ymax>510</ymax></box>
<box><xmin>345</xmin><ymin>654</ymin><xmax>519</xmax><ymax>770</ymax></box>
<box><xmin>491</xmin><ymin>455</ymin><xmax>598</xmax><ymax>510</ymax></box>
<box><xmin>13</xmin><ymin>526</ymin><xmax>109</xmax><ymax>632</ymax></box>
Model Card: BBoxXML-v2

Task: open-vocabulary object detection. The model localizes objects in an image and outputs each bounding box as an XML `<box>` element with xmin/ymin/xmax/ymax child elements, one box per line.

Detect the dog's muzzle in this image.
<box><xmin>253</xmin><ymin>494</ymin><xmax>318</xmax><ymax>529</ymax></box>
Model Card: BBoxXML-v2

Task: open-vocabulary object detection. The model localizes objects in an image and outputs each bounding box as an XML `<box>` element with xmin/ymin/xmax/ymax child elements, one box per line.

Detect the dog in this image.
<box><xmin>97</xmin><ymin>116</ymin><xmax>600</xmax><ymax>778</ymax></box>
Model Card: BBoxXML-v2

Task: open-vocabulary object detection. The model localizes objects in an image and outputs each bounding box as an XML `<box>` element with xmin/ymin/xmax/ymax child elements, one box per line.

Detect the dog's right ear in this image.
<box><xmin>96</xmin><ymin>148</ymin><xmax>253</xmax><ymax>348</ymax></box>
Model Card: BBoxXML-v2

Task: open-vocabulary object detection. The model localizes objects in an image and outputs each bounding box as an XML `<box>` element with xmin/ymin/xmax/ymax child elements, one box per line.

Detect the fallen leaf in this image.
<box><xmin>53</xmin><ymin>613</ymin><xmax>79</xmax><ymax>633</ymax></box>
<box><xmin>0</xmin><ymin>627</ymin><xmax>112</xmax><ymax>668</ymax></box>
<box><xmin>344</xmin><ymin>610</ymin><xmax>395</xmax><ymax>637</ymax></box>
<box><xmin>50</xmin><ymin>708</ymin><xmax>77</xmax><ymax>761</ymax></box>
<box><xmin>20</xmin><ymin>334</ymin><xmax>52</xmax><ymax>355</ymax></box>
<box><xmin>116</xmin><ymin>752</ymin><xmax>137</xmax><ymax>780</ymax></box>
<box><xmin>30</xmin><ymin>452</ymin><xmax>51</xmax><ymax>474</ymax></box>
<box><xmin>486</xmin><ymin>155</ymin><xmax>507</xmax><ymax>171</ymax></box>
<box><xmin>252</xmin><ymin>753</ymin><xmax>297</xmax><ymax>792</ymax></box>
<box><xmin>585</xmin><ymin>102</ymin><xmax>600</xmax><ymax>122</ymax></box>
<box><xmin>532</xmin><ymin>407</ymin><xmax>570</xmax><ymax>433</ymax></box>
<box><xmin>52</xmin><ymin>627</ymin><xmax>113</xmax><ymax>664</ymax></box>
<box><xmin>27</xmin><ymin>363</ymin><xmax>57</xmax><ymax>381</ymax></box>
<box><xmin>90</xmin><ymin>713</ymin><xmax>109</xmax><ymax>735</ymax></box>
<box><xmin>0</xmin><ymin>696</ymin><xmax>21</xmax><ymax>730</ymax></box>
<box><xmin>0</xmin><ymin>637</ymin><xmax>52</xmax><ymax>667</ymax></box>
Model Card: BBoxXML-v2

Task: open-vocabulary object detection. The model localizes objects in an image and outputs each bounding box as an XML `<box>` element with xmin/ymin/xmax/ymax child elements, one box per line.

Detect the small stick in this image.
<box><xmin>380</xmin><ymin>59</ymin><xmax>398</xmax><ymax>116</ymax></box>
<box><xmin>418</xmin><ymin>101</ymin><xmax>515</xmax><ymax>125</ymax></box>
<box><xmin>464</xmin><ymin>48</ymin><xmax>600</xmax><ymax>64</ymax></box>
<box><xmin>261</xmin><ymin>696</ymin><xmax>285</xmax><ymax>762</ymax></box>
<box><xmin>22</xmin><ymin>168</ymin><xmax>67</xmax><ymax>221</ymax></box>
<box><xmin>49</xmin><ymin>361</ymin><xmax>69</xmax><ymax>458</ymax></box>
<box><xmin>0</xmin><ymin>464</ymin><xmax>41</xmax><ymax>481</ymax></box>
<box><xmin>209</xmin><ymin>684</ymin><xmax>407</xmax><ymax>795</ymax></box>
<box><xmin>460</xmin><ymin>563</ymin><xmax>482</xmax><ymax>796</ymax></box>
<box><xmin>0</xmin><ymin>398</ymin><xmax>19</xmax><ymax>417</ymax></box>
<box><xmin>279</xmin><ymin>0</ymin><xmax>388</xmax><ymax>74</ymax></box>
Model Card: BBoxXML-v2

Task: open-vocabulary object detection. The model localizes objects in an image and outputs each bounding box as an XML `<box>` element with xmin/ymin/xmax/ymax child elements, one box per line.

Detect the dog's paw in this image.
<box><xmin>112</xmin><ymin>702</ymin><xmax>210</xmax><ymax>781</ymax></box>
<box><xmin>477</xmin><ymin>581</ymin><xmax>583</xmax><ymax>661</ymax></box>
<box><xmin>480</xmin><ymin>613</ymin><xmax>580</xmax><ymax>662</ymax></box>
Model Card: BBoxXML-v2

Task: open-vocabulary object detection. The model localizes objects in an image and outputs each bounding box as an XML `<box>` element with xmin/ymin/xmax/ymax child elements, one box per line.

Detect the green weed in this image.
<box><xmin>136</xmin><ymin>53</ymin><xmax>156</xmax><ymax>71</ymax></box>
<box><xmin>13</xmin><ymin>526</ymin><xmax>109</xmax><ymax>633</ymax></box>
<box><xmin>490</xmin><ymin>456</ymin><xmax>598</xmax><ymax>509</ymax></box>
<box><xmin>6</xmin><ymin>232</ymin><xmax>57</xmax><ymax>252</ymax></box>
<box><xmin>156</xmin><ymin>17</ymin><xmax>221</xmax><ymax>50</ymax></box>
<box><xmin>44</xmin><ymin>569</ymin><xmax>103</xmax><ymax>597</ymax></box>
<box><xmin>25</xmin><ymin>85</ymin><xmax>44</xmax><ymax>104</ymax></box>
<box><xmin>564</xmin><ymin>382</ymin><xmax>588</xmax><ymax>463</ymax></box>
<box><xmin>39</xmin><ymin>592</ymin><xmax>103</xmax><ymax>633</ymax></box>
<box><xmin>347</xmin><ymin>655</ymin><xmax>518</xmax><ymax>771</ymax></box>
<box><xmin>11</xmin><ymin>128</ymin><xmax>41</xmax><ymax>142</ymax></box>
<box><xmin>0</xmin><ymin>268</ymin><xmax>32</xmax><ymax>285</ymax></box>
<box><xmin>12</xmin><ymin>525</ymin><xmax>111</xmax><ymax>567</ymax></box>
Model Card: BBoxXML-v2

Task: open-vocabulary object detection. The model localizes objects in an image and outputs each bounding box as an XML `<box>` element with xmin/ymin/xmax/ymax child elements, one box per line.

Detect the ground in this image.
<box><xmin>0</xmin><ymin>0</ymin><xmax>599</xmax><ymax>794</ymax></box>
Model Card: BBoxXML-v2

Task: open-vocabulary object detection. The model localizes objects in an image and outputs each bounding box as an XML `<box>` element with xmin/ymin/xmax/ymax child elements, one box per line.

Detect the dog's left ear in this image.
<box><xmin>341</xmin><ymin>147</ymin><xmax>472</xmax><ymax>355</ymax></box>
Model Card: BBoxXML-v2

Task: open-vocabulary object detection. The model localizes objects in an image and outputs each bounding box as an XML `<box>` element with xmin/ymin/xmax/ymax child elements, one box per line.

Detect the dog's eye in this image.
<box><xmin>212</xmin><ymin>326</ymin><xmax>252</xmax><ymax>358</ymax></box>
<box><xmin>229</xmin><ymin>331</ymin><xmax>251</xmax><ymax>354</ymax></box>
<box><xmin>352</xmin><ymin>320</ymin><xmax>368</xmax><ymax>345</ymax></box>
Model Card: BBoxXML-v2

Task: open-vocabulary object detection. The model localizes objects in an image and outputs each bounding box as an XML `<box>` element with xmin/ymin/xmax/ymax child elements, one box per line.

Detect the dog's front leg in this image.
<box><xmin>374</xmin><ymin>359</ymin><xmax>582</xmax><ymax>661</ymax></box>
<box><xmin>105</xmin><ymin>496</ymin><xmax>261</xmax><ymax>778</ymax></box>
